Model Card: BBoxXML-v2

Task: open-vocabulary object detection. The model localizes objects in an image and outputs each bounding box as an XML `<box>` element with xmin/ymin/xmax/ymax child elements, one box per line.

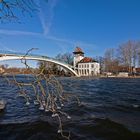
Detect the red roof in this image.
<box><xmin>136</xmin><ymin>68</ymin><xmax>140</xmax><ymax>73</ymax></box>
<box><xmin>79</xmin><ymin>57</ymin><xmax>97</xmax><ymax>63</ymax></box>
<box><xmin>73</xmin><ymin>47</ymin><xmax>84</xmax><ymax>54</ymax></box>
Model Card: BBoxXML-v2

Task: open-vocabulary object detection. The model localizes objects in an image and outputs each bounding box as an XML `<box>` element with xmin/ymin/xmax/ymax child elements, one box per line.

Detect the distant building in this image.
<box><xmin>118</xmin><ymin>72</ymin><xmax>129</xmax><ymax>77</ymax></box>
<box><xmin>0</xmin><ymin>67</ymin><xmax>4</xmax><ymax>73</ymax></box>
<box><xmin>73</xmin><ymin>47</ymin><xmax>100</xmax><ymax>76</ymax></box>
<box><xmin>136</xmin><ymin>68</ymin><xmax>140</xmax><ymax>73</ymax></box>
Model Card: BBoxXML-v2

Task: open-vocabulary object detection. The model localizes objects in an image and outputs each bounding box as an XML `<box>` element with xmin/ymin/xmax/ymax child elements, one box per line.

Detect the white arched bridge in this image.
<box><xmin>0</xmin><ymin>51</ymin><xmax>79</xmax><ymax>77</ymax></box>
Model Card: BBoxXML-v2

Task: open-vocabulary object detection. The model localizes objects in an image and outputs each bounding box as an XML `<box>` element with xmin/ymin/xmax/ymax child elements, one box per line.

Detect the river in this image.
<box><xmin>0</xmin><ymin>76</ymin><xmax>140</xmax><ymax>140</ymax></box>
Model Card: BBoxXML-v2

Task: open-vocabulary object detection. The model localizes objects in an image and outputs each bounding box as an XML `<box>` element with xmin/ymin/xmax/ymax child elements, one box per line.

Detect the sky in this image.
<box><xmin>0</xmin><ymin>0</ymin><xmax>140</xmax><ymax>67</ymax></box>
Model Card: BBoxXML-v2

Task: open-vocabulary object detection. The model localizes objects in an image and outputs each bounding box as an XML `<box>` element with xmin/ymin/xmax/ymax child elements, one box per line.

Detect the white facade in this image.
<box><xmin>73</xmin><ymin>54</ymin><xmax>84</xmax><ymax>70</ymax></box>
<box><xmin>78</xmin><ymin>62</ymin><xmax>100</xmax><ymax>76</ymax></box>
<box><xmin>73</xmin><ymin>47</ymin><xmax>100</xmax><ymax>76</ymax></box>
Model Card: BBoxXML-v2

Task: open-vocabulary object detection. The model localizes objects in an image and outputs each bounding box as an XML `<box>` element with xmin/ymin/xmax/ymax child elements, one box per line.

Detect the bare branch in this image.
<box><xmin>2</xmin><ymin>48</ymin><xmax>81</xmax><ymax>140</ymax></box>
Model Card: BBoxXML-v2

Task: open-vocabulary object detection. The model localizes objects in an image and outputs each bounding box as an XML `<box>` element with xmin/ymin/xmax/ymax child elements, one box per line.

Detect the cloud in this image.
<box><xmin>46</xmin><ymin>35</ymin><xmax>74</xmax><ymax>45</ymax></box>
<box><xmin>0</xmin><ymin>29</ymin><xmax>42</xmax><ymax>36</ymax></box>
<box><xmin>0</xmin><ymin>28</ymin><xmax>86</xmax><ymax>46</ymax></box>
<box><xmin>38</xmin><ymin>0</ymin><xmax>58</xmax><ymax>35</ymax></box>
<box><xmin>0</xmin><ymin>29</ymin><xmax>97</xmax><ymax>56</ymax></box>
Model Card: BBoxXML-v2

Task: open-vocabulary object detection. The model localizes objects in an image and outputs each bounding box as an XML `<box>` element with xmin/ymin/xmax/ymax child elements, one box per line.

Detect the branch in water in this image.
<box><xmin>2</xmin><ymin>48</ymin><xmax>81</xmax><ymax>140</ymax></box>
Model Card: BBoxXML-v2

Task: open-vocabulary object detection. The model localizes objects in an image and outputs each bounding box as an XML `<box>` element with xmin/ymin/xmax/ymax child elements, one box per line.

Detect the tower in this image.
<box><xmin>73</xmin><ymin>47</ymin><xmax>84</xmax><ymax>70</ymax></box>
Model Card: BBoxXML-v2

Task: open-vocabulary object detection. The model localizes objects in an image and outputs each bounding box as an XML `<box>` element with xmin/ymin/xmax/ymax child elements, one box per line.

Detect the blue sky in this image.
<box><xmin>0</xmin><ymin>0</ymin><xmax>140</xmax><ymax>67</ymax></box>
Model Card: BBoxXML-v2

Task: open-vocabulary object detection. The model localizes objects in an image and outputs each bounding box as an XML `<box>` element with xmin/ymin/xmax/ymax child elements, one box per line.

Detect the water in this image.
<box><xmin>0</xmin><ymin>76</ymin><xmax>140</xmax><ymax>140</ymax></box>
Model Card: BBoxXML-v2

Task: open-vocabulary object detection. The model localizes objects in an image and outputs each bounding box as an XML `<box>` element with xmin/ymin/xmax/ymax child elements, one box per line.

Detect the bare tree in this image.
<box><xmin>118</xmin><ymin>40</ymin><xmax>139</xmax><ymax>73</ymax></box>
<box><xmin>0</xmin><ymin>0</ymin><xmax>47</xmax><ymax>22</ymax></box>
<box><xmin>55</xmin><ymin>53</ymin><xmax>73</xmax><ymax>65</ymax></box>
<box><xmin>136</xmin><ymin>41</ymin><xmax>140</xmax><ymax>67</ymax></box>
<box><xmin>95</xmin><ymin>56</ymin><xmax>105</xmax><ymax>73</ymax></box>
<box><xmin>100</xmin><ymin>40</ymin><xmax>140</xmax><ymax>74</ymax></box>
<box><xmin>2</xmin><ymin>48</ymin><xmax>81</xmax><ymax>140</ymax></box>
<box><xmin>104</xmin><ymin>48</ymin><xmax>114</xmax><ymax>72</ymax></box>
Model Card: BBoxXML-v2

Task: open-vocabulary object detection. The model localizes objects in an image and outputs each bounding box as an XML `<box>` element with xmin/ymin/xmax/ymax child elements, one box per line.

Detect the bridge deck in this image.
<box><xmin>0</xmin><ymin>50</ymin><xmax>74</xmax><ymax>68</ymax></box>
<box><xmin>0</xmin><ymin>50</ymin><xmax>78</xmax><ymax>76</ymax></box>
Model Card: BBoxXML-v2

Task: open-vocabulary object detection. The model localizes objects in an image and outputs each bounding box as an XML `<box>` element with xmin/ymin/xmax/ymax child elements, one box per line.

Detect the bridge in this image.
<box><xmin>0</xmin><ymin>51</ymin><xmax>79</xmax><ymax>77</ymax></box>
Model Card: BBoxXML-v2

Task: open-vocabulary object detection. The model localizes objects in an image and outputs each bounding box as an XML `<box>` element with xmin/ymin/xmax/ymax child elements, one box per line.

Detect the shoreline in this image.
<box><xmin>100</xmin><ymin>76</ymin><xmax>140</xmax><ymax>79</ymax></box>
<box><xmin>73</xmin><ymin>75</ymin><xmax>140</xmax><ymax>79</ymax></box>
<box><xmin>1</xmin><ymin>73</ymin><xmax>140</xmax><ymax>79</ymax></box>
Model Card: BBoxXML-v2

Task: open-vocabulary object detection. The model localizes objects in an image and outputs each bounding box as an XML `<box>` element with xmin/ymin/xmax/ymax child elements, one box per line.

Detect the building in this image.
<box><xmin>0</xmin><ymin>67</ymin><xmax>5</xmax><ymax>73</ymax></box>
<box><xmin>73</xmin><ymin>47</ymin><xmax>100</xmax><ymax>76</ymax></box>
<box><xmin>118</xmin><ymin>72</ymin><xmax>129</xmax><ymax>77</ymax></box>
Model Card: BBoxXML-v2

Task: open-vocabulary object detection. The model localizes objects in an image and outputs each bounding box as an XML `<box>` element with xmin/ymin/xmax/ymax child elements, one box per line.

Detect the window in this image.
<box><xmin>82</xmin><ymin>70</ymin><xmax>84</xmax><ymax>75</ymax></box>
<box><xmin>85</xmin><ymin>69</ymin><xmax>86</xmax><ymax>75</ymax></box>
<box><xmin>79</xmin><ymin>70</ymin><xmax>81</xmax><ymax>75</ymax></box>
<box><xmin>87</xmin><ymin>69</ymin><xmax>89</xmax><ymax>75</ymax></box>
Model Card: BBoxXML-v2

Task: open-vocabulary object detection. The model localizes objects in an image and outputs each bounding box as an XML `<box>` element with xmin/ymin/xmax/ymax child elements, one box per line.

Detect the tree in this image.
<box><xmin>0</xmin><ymin>0</ymin><xmax>47</xmax><ymax>22</ymax></box>
<box><xmin>38</xmin><ymin>61</ymin><xmax>66</xmax><ymax>76</ymax></box>
<box><xmin>38</xmin><ymin>61</ymin><xmax>48</xmax><ymax>74</ymax></box>
<box><xmin>55</xmin><ymin>53</ymin><xmax>73</xmax><ymax>65</ymax></box>
<box><xmin>95</xmin><ymin>56</ymin><xmax>105</xmax><ymax>73</ymax></box>
<box><xmin>0</xmin><ymin>64</ymin><xmax>8</xmax><ymax>69</ymax></box>
<box><xmin>136</xmin><ymin>41</ymin><xmax>140</xmax><ymax>67</ymax></box>
<box><xmin>118</xmin><ymin>40</ymin><xmax>139</xmax><ymax>73</ymax></box>
<box><xmin>0</xmin><ymin>2</ymin><xmax>78</xmax><ymax>138</ymax></box>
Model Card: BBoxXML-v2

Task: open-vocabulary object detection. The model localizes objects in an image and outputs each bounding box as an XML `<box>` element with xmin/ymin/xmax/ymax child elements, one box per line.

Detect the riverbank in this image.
<box><xmin>72</xmin><ymin>75</ymin><xmax>140</xmax><ymax>80</ymax></box>
<box><xmin>1</xmin><ymin>73</ymin><xmax>140</xmax><ymax>79</ymax></box>
<box><xmin>100</xmin><ymin>75</ymin><xmax>140</xmax><ymax>78</ymax></box>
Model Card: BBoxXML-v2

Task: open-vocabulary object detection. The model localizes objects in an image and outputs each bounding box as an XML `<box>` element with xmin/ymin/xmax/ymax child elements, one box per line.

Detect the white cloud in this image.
<box><xmin>38</xmin><ymin>0</ymin><xmax>58</xmax><ymax>35</ymax></box>
<box><xmin>0</xmin><ymin>29</ymin><xmax>42</xmax><ymax>36</ymax></box>
<box><xmin>0</xmin><ymin>28</ymin><xmax>96</xmax><ymax>56</ymax></box>
<box><xmin>46</xmin><ymin>35</ymin><xmax>74</xmax><ymax>45</ymax></box>
<box><xmin>0</xmin><ymin>42</ymin><xmax>17</xmax><ymax>52</ymax></box>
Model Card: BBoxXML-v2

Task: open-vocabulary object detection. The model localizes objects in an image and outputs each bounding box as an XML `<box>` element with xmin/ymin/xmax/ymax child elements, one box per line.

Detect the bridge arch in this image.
<box><xmin>0</xmin><ymin>55</ymin><xmax>79</xmax><ymax>77</ymax></box>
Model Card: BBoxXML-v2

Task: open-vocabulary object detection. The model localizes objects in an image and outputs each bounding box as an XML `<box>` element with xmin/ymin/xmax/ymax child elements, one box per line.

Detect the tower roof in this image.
<box><xmin>73</xmin><ymin>47</ymin><xmax>84</xmax><ymax>54</ymax></box>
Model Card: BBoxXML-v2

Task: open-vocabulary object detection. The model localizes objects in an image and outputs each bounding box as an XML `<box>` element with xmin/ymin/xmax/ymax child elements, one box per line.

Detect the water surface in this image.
<box><xmin>0</xmin><ymin>76</ymin><xmax>140</xmax><ymax>140</ymax></box>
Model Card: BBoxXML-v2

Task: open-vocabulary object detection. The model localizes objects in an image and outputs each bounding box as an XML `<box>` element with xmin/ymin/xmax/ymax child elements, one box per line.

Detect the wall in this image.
<box><xmin>78</xmin><ymin>62</ymin><xmax>100</xmax><ymax>76</ymax></box>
